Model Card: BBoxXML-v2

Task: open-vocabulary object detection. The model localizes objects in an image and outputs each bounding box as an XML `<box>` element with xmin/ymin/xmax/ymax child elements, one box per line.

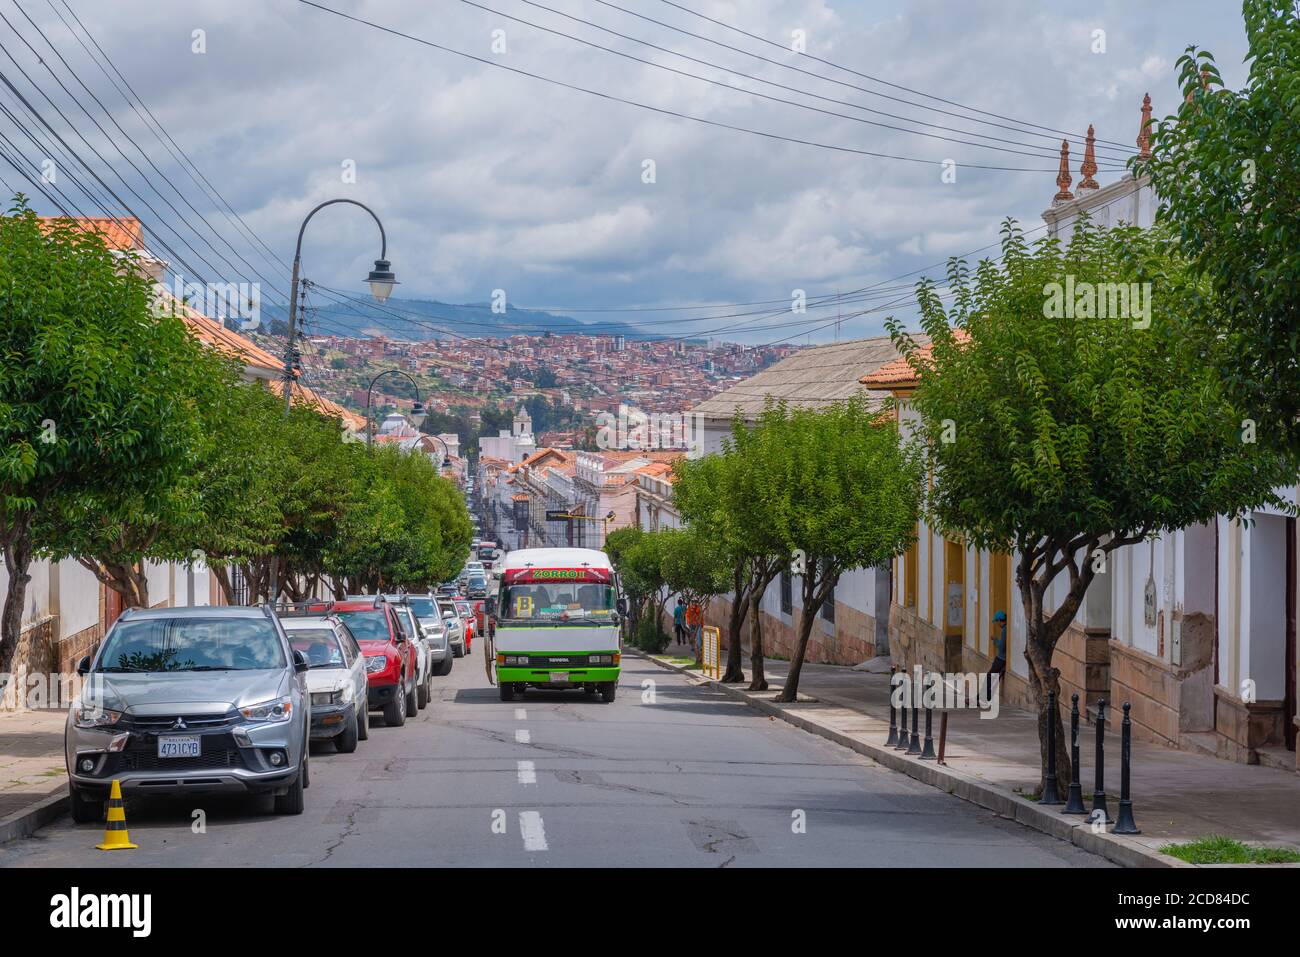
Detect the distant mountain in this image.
<box><xmin>263</xmin><ymin>295</ymin><xmax>653</xmax><ymax>342</ymax></box>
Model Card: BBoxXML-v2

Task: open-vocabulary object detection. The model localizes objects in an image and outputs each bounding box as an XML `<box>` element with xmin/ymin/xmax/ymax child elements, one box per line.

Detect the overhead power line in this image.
<box><xmin>295</xmin><ymin>0</ymin><xmax>1095</xmax><ymax>173</ymax></box>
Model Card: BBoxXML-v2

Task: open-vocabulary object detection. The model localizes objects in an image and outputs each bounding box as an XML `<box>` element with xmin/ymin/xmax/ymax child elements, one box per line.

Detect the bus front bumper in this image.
<box><xmin>496</xmin><ymin>666</ymin><xmax>620</xmax><ymax>684</ymax></box>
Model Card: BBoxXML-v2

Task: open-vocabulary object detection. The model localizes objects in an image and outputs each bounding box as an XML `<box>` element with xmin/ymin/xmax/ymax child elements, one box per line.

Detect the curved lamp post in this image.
<box><xmin>365</xmin><ymin>368</ymin><xmax>426</xmax><ymax>449</ymax></box>
<box><xmin>284</xmin><ymin>199</ymin><xmax>396</xmax><ymax>413</ymax></box>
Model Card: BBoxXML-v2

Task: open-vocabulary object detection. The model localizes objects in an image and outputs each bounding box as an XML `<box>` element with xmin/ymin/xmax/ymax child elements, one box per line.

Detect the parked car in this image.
<box><xmin>453</xmin><ymin>598</ymin><xmax>478</xmax><ymax>654</ymax></box>
<box><xmin>379</xmin><ymin>597</ymin><xmax>434</xmax><ymax>711</ymax></box>
<box><xmin>281</xmin><ymin>614</ymin><xmax>368</xmax><ymax>752</ymax></box>
<box><xmin>405</xmin><ymin>593</ymin><xmax>455</xmax><ymax>673</ymax></box>
<box><xmin>65</xmin><ymin>605</ymin><xmax>311</xmax><ymax>822</ymax></box>
<box><xmin>331</xmin><ymin>597</ymin><xmax>419</xmax><ymax>727</ymax></box>
<box><xmin>437</xmin><ymin>597</ymin><xmax>466</xmax><ymax>657</ymax></box>
<box><xmin>436</xmin><ymin>581</ymin><xmax>458</xmax><ymax>598</ymax></box>
<box><xmin>467</xmin><ymin>575</ymin><xmax>488</xmax><ymax>599</ymax></box>
<box><xmin>459</xmin><ymin>561</ymin><xmax>485</xmax><ymax>587</ymax></box>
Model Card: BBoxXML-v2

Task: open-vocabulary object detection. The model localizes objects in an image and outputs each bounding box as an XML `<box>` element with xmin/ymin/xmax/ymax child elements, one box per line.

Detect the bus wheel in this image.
<box><xmin>599</xmin><ymin>682</ymin><xmax>616</xmax><ymax>703</ymax></box>
<box><xmin>499</xmin><ymin>682</ymin><xmax>514</xmax><ymax>702</ymax></box>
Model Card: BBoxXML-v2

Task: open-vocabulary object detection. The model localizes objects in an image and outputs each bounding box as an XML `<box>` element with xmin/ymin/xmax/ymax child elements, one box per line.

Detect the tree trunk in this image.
<box><xmin>747</xmin><ymin>585</ymin><xmax>767</xmax><ymax>691</ymax></box>
<box><xmin>1018</xmin><ymin>547</ymin><xmax>1088</xmax><ymax>799</ymax></box>
<box><xmin>722</xmin><ymin>564</ymin><xmax>748</xmax><ymax>683</ymax></box>
<box><xmin>777</xmin><ymin>569</ymin><xmax>832</xmax><ymax>703</ymax></box>
<box><xmin>211</xmin><ymin>565</ymin><xmax>236</xmax><ymax>605</ymax></box>
<box><xmin>0</xmin><ymin>513</ymin><xmax>35</xmax><ymax>675</ymax></box>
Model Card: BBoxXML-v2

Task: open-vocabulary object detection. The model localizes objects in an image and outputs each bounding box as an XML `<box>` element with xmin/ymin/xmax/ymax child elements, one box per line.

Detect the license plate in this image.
<box><xmin>549</xmin><ymin>672</ymin><xmax>569</xmax><ymax>683</ymax></box>
<box><xmin>157</xmin><ymin>735</ymin><xmax>200</xmax><ymax>758</ymax></box>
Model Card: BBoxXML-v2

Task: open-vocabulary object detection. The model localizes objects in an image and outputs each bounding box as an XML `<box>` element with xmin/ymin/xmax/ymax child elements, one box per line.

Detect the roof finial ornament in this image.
<box><xmin>1079</xmin><ymin>125</ymin><xmax>1099</xmax><ymax>190</ymax></box>
<box><xmin>1137</xmin><ymin>93</ymin><xmax>1153</xmax><ymax>160</ymax></box>
<box><xmin>1053</xmin><ymin>139</ymin><xmax>1074</xmax><ymax>203</ymax></box>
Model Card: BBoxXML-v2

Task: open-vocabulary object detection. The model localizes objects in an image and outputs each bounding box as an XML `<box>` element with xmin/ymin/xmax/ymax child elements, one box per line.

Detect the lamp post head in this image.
<box><xmin>367</xmin><ymin>259</ymin><xmax>397</xmax><ymax>302</ymax></box>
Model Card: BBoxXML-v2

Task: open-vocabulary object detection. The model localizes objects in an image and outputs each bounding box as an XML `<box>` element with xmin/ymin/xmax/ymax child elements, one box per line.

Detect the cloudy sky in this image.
<box><xmin>1</xmin><ymin>0</ymin><xmax>1249</xmax><ymax>343</ymax></box>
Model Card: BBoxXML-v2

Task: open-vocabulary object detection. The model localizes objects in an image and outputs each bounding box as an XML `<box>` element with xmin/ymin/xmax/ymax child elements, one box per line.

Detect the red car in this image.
<box><xmin>453</xmin><ymin>598</ymin><xmax>477</xmax><ymax>654</ymax></box>
<box><xmin>332</xmin><ymin>597</ymin><xmax>419</xmax><ymax>727</ymax></box>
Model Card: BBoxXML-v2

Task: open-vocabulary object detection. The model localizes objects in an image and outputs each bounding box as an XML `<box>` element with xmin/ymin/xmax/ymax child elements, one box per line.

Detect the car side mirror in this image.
<box><xmin>292</xmin><ymin>650</ymin><xmax>309</xmax><ymax>674</ymax></box>
<box><xmin>76</xmin><ymin>655</ymin><xmax>91</xmax><ymax>677</ymax></box>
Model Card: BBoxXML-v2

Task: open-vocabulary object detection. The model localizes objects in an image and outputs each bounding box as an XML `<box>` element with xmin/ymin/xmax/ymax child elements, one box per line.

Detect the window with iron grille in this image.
<box><xmin>780</xmin><ymin>569</ymin><xmax>792</xmax><ymax>614</ymax></box>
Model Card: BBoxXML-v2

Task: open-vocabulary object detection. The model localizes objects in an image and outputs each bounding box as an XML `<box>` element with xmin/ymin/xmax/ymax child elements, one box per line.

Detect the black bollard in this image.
<box><xmin>906</xmin><ymin>699</ymin><xmax>921</xmax><ymax>754</ymax></box>
<box><xmin>1092</xmin><ymin>698</ymin><xmax>1108</xmax><ymax>821</ymax></box>
<box><xmin>1062</xmin><ymin>693</ymin><xmax>1087</xmax><ymax>814</ymax></box>
<box><xmin>886</xmin><ymin>669</ymin><xmax>898</xmax><ymax>747</ymax></box>
<box><xmin>1041</xmin><ymin>689</ymin><xmax>1063</xmax><ymax>804</ymax></box>
<box><xmin>920</xmin><ymin>708</ymin><xmax>936</xmax><ymax>759</ymax></box>
<box><xmin>1113</xmin><ymin>702</ymin><xmax>1141</xmax><ymax>834</ymax></box>
<box><xmin>895</xmin><ymin>704</ymin><xmax>910</xmax><ymax>750</ymax></box>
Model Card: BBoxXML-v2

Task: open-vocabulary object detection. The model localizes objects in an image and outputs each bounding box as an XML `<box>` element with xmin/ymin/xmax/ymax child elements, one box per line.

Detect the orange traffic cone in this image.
<box><xmin>95</xmin><ymin>779</ymin><xmax>138</xmax><ymax>851</ymax></box>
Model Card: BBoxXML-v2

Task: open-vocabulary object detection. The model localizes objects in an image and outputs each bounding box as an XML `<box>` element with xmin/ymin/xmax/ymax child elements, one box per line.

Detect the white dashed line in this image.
<box><xmin>514</xmin><ymin>708</ymin><xmax>527</xmax><ymax>720</ymax></box>
<box><xmin>516</xmin><ymin>760</ymin><xmax>536</xmax><ymax>784</ymax></box>
<box><xmin>515</xmin><ymin>729</ymin><xmax>531</xmax><ymax>744</ymax></box>
<box><xmin>519</xmin><ymin>811</ymin><xmax>548</xmax><ymax>851</ymax></box>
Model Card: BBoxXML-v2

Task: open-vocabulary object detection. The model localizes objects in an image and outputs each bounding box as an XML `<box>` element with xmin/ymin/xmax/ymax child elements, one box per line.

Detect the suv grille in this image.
<box><xmin>120</xmin><ymin>733</ymin><xmax>246</xmax><ymax>772</ymax></box>
<box><xmin>126</xmin><ymin>712</ymin><xmax>232</xmax><ymax>732</ymax></box>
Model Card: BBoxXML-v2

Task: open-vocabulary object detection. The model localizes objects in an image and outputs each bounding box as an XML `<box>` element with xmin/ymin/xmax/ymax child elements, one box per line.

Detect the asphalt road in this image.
<box><xmin>0</xmin><ymin>654</ymin><xmax>1110</xmax><ymax>867</ymax></box>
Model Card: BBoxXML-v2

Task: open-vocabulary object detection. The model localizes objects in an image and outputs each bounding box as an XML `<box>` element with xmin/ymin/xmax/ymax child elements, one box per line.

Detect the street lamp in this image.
<box><xmin>284</xmin><ymin>199</ymin><xmax>396</xmax><ymax>413</ymax></box>
<box><xmin>365</xmin><ymin>368</ymin><xmax>424</xmax><ymax>449</ymax></box>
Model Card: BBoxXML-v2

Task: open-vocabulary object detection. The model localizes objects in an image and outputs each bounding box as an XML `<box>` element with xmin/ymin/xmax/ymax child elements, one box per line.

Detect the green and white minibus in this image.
<box><xmin>492</xmin><ymin>547</ymin><xmax>622</xmax><ymax>703</ymax></box>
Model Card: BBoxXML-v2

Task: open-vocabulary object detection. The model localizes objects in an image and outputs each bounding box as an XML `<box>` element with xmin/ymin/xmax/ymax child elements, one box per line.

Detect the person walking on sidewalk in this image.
<box><xmin>685</xmin><ymin>600</ymin><xmax>703</xmax><ymax>658</ymax></box>
<box><xmin>987</xmin><ymin>610</ymin><xmax>1007</xmax><ymax>700</ymax></box>
<box><xmin>672</xmin><ymin>598</ymin><xmax>687</xmax><ymax>647</ymax></box>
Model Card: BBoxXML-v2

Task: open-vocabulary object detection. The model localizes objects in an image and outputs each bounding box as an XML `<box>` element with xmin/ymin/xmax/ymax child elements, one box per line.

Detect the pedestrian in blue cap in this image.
<box><xmin>986</xmin><ymin>610</ymin><xmax>1007</xmax><ymax>700</ymax></box>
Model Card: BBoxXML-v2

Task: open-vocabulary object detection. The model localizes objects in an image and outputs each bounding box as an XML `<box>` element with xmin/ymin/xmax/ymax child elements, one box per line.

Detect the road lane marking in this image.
<box><xmin>519</xmin><ymin>811</ymin><xmax>548</xmax><ymax>851</ymax></box>
<box><xmin>514</xmin><ymin>708</ymin><xmax>527</xmax><ymax>720</ymax></box>
<box><xmin>516</xmin><ymin>760</ymin><xmax>536</xmax><ymax>784</ymax></box>
<box><xmin>515</xmin><ymin>729</ymin><xmax>531</xmax><ymax>744</ymax></box>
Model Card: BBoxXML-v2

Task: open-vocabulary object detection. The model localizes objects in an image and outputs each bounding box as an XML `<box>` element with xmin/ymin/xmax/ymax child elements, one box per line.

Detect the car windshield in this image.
<box><xmin>500</xmin><ymin>582</ymin><xmax>615</xmax><ymax>622</ymax></box>
<box><xmin>455</xmin><ymin>601</ymin><xmax>472</xmax><ymax>615</ymax></box>
<box><xmin>287</xmin><ymin>628</ymin><xmax>345</xmax><ymax>668</ymax></box>
<box><xmin>407</xmin><ymin>597</ymin><xmax>436</xmax><ymax>618</ymax></box>
<box><xmin>335</xmin><ymin>610</ymin><xmax>389</xmax><ymax>643</ymax></box>
<box><xmin>96</xmin><ymin>617</ymin><xmax>285</xmax><ymax>672</ymax></box>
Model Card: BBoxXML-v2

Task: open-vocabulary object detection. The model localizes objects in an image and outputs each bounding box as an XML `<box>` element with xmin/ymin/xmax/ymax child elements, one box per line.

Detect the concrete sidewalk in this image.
<box><xmin>637</xmin><ymin>651</ymin><xmax>1300</xmax><ymax>867</ymax></box>
<box><xmin>0</xmin><ymin>709</ymin><xmax>69</xmax><ymax>843</ymax></box>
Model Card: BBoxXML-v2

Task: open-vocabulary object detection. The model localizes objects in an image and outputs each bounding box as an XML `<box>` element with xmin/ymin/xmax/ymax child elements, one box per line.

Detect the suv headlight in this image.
<box><xmin>366</xmin><ymin>655</ymin><xmax>388</xmax><ymax>673</ymax></box>
<box><xmin>74</xmin><ymin>706</ymin><xmax>122</xmax><ymax>729</ymax></box>
<box><xmin>240</xmin><ymin>696</ymin><xmax>293</xmax><ymax>723</ymax></box>
<box><xmin>311</xmin><ymin>690</ymin><xmax>343</xmax><ymax>707</ymax></box>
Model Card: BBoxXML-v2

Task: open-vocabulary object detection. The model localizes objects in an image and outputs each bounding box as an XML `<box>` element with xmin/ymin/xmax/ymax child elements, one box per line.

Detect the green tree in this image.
<box><xmin>719</xmin><ymin>411</ymin><xmax>805</xmax><ymax>692</ymax></box>
<box><xmin>890</xmin><ymin>219</ymin><xmax>1294</xmax><ymax>794</ymax></box>
<box><xmin>1140</xmin><ymin>0</ymin><xmax>1300</xmax><ymax>457</ymax></box>
<box><xmin>673</xmin><ymin>452</ymin><xmax>753</xmax><ymax>682</ymax></box>
<box><xmin>33</xmin><ymin>343</ymin><xmax>246</xmax><ymax>608</ymax></box>
<box><xmin>755</xmin><ymin>400</ymin><xmax>922</xmax><ymax>703</ymax></box>
<box><xmin>606</xmin><ymin>526</ymin><xmax>668</xmax><ymax>636</ymax></box>
<box><xmin>658</xmin><ymin>525</ymin><xmax>732</xmax><ymax>666</ymax></box>
<box><xmin>0</xmin><ymin>200</ymin><xmax>194</xmax><ymax>670</ymax></box>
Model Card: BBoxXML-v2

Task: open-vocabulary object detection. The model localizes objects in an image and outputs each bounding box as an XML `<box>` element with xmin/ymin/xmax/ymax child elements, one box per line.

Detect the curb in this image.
<box><xmin>0</xmin><ymin>787</ymin><xmax>67</xmax><ymax>846</ymax></box>
<box><xmin>629</xmin><ymin>648</ymin><xmax>1190</xmax><ymax>869</ymax></box>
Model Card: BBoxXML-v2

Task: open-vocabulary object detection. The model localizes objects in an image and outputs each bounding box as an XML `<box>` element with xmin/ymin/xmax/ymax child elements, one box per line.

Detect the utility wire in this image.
<box><xmin>296</xmin><ymin>0</ymin><xmax>1087</xmax><ymax>173</ymax></box>
<box><xmin>644</xmin><ymin>0</ymin><xmax>1137</xmax><ymax>151</ymax></box>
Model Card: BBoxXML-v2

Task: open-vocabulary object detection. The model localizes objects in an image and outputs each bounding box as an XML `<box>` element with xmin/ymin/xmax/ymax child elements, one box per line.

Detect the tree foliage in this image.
<box><xmin>0</xmin><ymin>199</ymin><xmax>195</xmax><ymax>670</ymax></box>
<box><xmin>1140</xmin><ymin>0</ymin><xmax>1300</xmax><ymax>456</ymax></box>
<box><xmin>890</xmin><ymin>218</ymin><xmax>1294</xmax><ymax>792</ymax></box>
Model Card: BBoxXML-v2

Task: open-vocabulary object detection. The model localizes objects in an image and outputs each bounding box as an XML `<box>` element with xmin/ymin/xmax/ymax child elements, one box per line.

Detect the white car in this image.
<box><xmin>385</xmin><ymin>599</ymin><xmax>435</xmax><ymax>711</ymax></box>
<box><xmin>437</xmin><ymin>597</ymin><xmax>466</xmax><ymax>657</ymax></box>
<box><xmin>282</xmin><ymin>615</ymin><xmax>369</xmax><ymax>753</ymax></box>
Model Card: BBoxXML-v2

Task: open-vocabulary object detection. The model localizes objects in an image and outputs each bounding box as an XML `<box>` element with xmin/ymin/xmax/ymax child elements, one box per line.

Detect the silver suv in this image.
<box><xmin>65</xmin><ymin>604</ymin><xmax>311</xmax><ymax>822</ymax></box>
